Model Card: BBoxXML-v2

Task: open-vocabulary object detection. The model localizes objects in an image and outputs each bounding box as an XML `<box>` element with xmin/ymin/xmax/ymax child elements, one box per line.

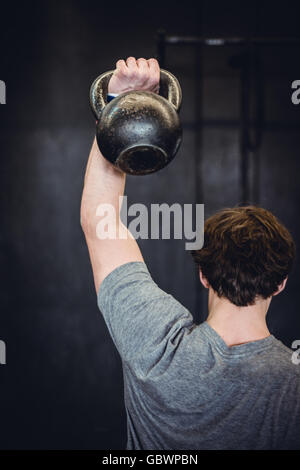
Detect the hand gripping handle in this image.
<box><xmin>89</xmin><ymin>69</ymin><xmax>182</xmax><ymax>120</ymax></box>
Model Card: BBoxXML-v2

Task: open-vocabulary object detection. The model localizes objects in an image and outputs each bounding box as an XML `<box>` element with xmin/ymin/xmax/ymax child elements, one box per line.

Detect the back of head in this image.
<box><xmin>192</xmin><ymin>206</ymin><xmax>296</xmax><ymax>307</ymax></box>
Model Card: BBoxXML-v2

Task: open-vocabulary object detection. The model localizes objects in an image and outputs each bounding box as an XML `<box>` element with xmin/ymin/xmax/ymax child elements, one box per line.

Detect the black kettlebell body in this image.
<box><xmin>90</xmin><ymin>70</ymin><xmax>182</xmax><ymax>175</ymax></box>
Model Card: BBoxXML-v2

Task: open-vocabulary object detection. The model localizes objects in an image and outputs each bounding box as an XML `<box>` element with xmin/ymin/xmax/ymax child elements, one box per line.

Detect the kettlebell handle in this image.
<box><xmin>90</xmin><ymin>69</ymin><xmax>182</xmax><ymax>120</ymax></box>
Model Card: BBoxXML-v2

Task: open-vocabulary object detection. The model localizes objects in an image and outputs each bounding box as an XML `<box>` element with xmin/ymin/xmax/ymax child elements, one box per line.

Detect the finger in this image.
<box><xmin>137</xmin><ymin>58</ymin><xmax>149</xmax><ymax>83</ymax></box>
<box><xmin>137</xmin><ymin>58</ymin><xmax>149</xmax><ymax>70</ymax></box>
<box><xmin>116</xmin><ymin>59</ymin><xmax>127</xmax><ymax>75</ymax></box>
<box><xmin>147</xmin><ymin>58</ymin><xmax>160</xmax><ymax>92</ymax></box>
<box><xmin>147</xmin><ymin>58</ymin><xmax>160</xmax><ymax>75</ymax></box>
<box><xmin>126</xmin><ymin>56</ymin><xmax>138</xmax><ymax>74</ymax></box>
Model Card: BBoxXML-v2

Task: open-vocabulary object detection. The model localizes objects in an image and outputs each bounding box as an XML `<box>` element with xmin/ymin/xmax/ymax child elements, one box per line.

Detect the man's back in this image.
<box><xmin>98</xmin><ymin>262</ymin><xmax>300</xmax><ymax>450</ymax></box>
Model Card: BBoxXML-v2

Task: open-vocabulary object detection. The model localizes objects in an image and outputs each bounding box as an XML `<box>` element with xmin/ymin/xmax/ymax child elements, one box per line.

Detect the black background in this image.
<box><xmin>0</xmin><ymin>0</ymin><xmax>300</xmax><ymax>449</ymax></box>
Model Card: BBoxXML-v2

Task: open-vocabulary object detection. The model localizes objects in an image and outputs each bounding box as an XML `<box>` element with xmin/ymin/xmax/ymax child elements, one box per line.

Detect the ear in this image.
<box><xmin>273</xmin><ymin>277</ymin><xmax>288</xmax><ymax>297</ymax></box>
<box><xmin>199</xmin><ymin>269</ymin><xmax>210</xmax><ymax>289</ymax></box>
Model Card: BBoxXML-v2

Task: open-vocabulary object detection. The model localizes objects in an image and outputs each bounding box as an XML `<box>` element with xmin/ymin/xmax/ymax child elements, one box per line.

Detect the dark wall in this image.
<box><xmin>0</xmin><ymin>0</ymin><xmax>299</xmax><ymax>449</ymax></box>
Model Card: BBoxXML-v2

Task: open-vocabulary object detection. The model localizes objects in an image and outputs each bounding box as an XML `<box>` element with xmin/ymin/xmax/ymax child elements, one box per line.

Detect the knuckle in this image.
<box><xmin>115</xmin><ymin>67</ymin><xmax>124</xmax><ymax>76</ymax></box>
<box><xmin>139</xmin><ymin>72</ymin><xmax>148</xmax><ymax>82</ymax></box>
<box><xmin>129</xmin><ymin>70</ymin><xmax>138</xmax><ymax>79</ymax></box>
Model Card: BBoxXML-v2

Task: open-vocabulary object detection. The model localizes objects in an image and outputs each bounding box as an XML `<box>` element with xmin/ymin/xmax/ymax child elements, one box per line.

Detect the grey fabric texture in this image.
<box><xmin>97</xmin><ymin>261</ymin><xmax>300</xmax><ymax>450</ymax></box>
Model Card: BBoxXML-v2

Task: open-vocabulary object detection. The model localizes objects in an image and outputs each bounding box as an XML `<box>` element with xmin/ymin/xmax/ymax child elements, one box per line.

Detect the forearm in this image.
<box><xmin>81</xmin><ymin>137</ymin><xmax>125</xmax><ymax>232</ymax></box>
<box><xmin>81</xmin><ymin>138</ymin><xmax>143</xmax><ymax>293</ymax></box>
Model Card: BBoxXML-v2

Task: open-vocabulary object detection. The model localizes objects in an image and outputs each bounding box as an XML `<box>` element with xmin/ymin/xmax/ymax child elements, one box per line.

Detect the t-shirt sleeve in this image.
<box><xmin>97</xmin><ymin>261</ymin><xmax>194</xmax><ymax>375</ymax></box>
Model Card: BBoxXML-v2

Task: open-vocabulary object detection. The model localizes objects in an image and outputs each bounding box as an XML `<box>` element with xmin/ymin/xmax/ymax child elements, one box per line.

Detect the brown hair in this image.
<box><xmin>191</xmin><ymin>206</ymin><xmax>296</xmax><ymax>306</ymax></box>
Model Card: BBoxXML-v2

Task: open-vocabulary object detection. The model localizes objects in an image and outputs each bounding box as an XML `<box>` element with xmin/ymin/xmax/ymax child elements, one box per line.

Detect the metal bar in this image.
<box><xmin>163</xmin><ymin>36</ymin><xmax>300</xmax><ymax>47</ymax></box>
<box><xmin>240</xmin><ymin>49</ymin><xmax>250</xmax><ymax>203</ymax></box>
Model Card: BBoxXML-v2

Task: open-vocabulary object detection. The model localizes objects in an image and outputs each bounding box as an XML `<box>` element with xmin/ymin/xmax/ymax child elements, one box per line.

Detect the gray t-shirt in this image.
<box><xmin>97</xmin><ymin>261</ymin><xmax>300</xmax><ymax>450</ymax></box>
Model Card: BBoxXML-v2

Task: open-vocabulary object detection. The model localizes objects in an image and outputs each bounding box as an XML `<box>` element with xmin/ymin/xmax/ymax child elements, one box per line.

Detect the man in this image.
<box><xmin>81</xmin><ymin>57</ymin><xmax>300</xmax><ymax>450</ymax></box>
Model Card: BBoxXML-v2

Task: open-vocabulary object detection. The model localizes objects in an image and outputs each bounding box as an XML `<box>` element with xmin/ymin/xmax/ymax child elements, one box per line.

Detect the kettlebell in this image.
<box><xmin>89</xmin><ymin>69</ymin><xmax>182</xmax><ymax>175</ymax></box>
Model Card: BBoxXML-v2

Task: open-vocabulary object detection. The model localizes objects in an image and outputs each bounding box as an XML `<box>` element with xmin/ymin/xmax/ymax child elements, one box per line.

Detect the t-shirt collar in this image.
<box><xmin>201</xmin><ymin>321</ymin><xmax>277</xmax><ymax>357</ymax></box>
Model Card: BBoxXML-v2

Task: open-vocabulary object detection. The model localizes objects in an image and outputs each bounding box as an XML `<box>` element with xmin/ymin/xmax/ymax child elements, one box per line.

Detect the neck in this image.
<box><xmin>206</xmin><ymin>289</ymin><xmax>271</xmax><ymax>347</ymax></box>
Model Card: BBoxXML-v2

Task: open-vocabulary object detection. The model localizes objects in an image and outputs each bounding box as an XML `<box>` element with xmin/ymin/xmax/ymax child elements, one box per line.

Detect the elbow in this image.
<box><xmin>80</xmin><ymin>201</ymin><xmax>123</xmax><ymax>239</ymax></box>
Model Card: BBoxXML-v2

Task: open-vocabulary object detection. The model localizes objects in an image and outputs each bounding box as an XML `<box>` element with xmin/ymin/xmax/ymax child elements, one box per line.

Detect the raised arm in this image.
<box><xmin>80</xmin><ymin>57</ymin><xmax>160</xmax><ymax>293</ymax></box>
